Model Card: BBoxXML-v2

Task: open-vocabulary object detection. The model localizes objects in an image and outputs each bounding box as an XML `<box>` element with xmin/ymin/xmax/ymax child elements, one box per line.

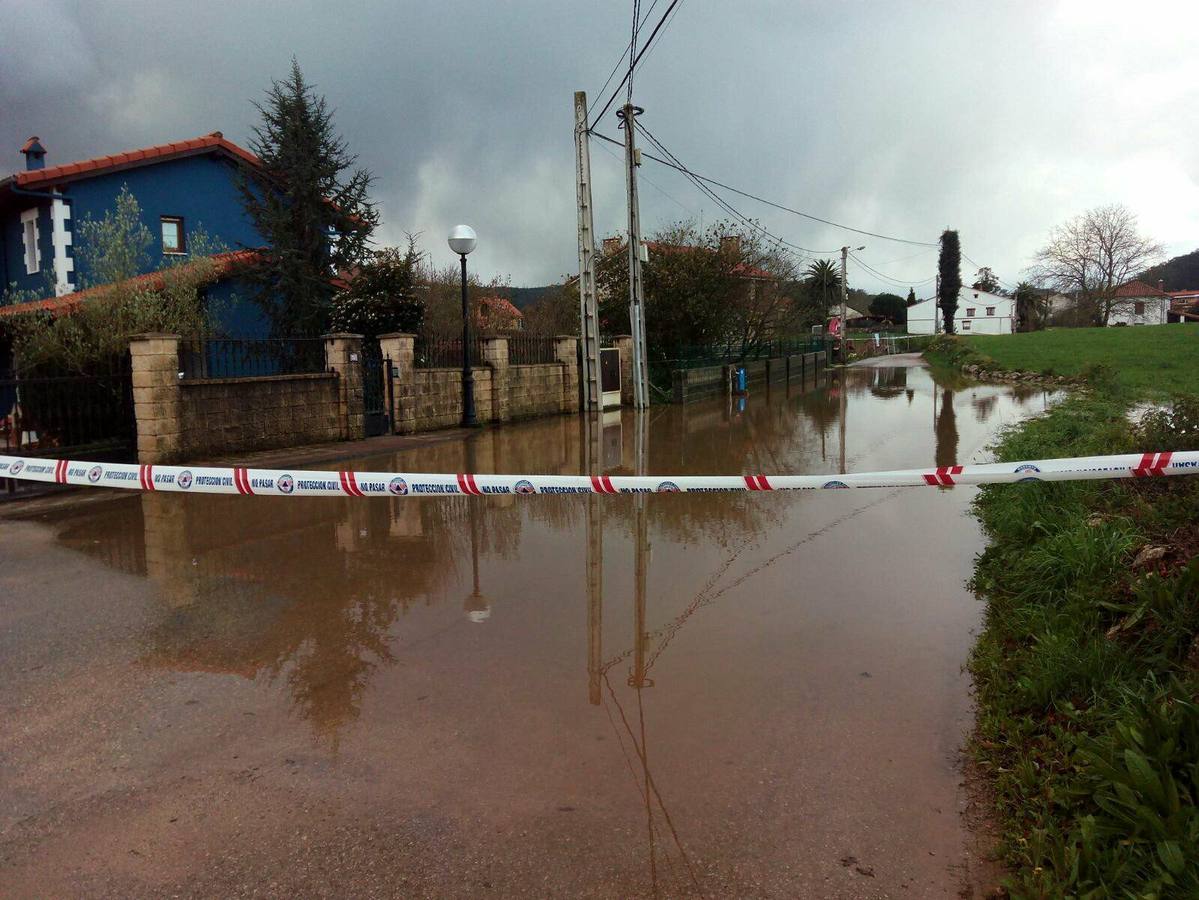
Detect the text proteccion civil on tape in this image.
<box><xmin>2</xmin><ymin>452</ymin><xmax>1196</xmax><ymax>498</ymax></box>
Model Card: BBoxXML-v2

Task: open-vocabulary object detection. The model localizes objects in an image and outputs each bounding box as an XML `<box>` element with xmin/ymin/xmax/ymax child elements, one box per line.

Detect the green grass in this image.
<box><xmin>954</xmin><ymin>326</ymin><xmax>1199</xmax><ymax>399</ymax></box>
<box><xmin>969</xmin><ymin>395</ymin><xmax>1199</xmax><ymax>896</ymax></box>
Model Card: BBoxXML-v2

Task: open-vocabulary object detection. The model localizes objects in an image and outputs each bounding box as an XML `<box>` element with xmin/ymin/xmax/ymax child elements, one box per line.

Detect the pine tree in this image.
<box><xmin>906</xmin><ymin>287</ymin><xmax>916</xmax><ymax>307</ymax></box>
<box><xmin>938</xmin><ymin>230</ymin><xmax>962</xmax><ymax>333</ymax></box>
<box><xmin>240</xmin><ymin>59</ymin><xmax>380</xmax><ymax>337</ymax></box>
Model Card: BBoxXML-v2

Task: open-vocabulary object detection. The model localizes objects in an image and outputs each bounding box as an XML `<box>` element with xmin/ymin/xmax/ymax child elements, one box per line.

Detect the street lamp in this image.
<box><xmin>448</xmin><ymin>224</ymin><xmax>478</xmax><ymax>427</ymax></box>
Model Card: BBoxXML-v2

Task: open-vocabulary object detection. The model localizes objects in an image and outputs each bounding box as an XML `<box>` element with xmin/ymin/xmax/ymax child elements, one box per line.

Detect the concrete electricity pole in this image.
<box><xmin>932</xmin><ymin>274</ymin><xmax>940</xmax><ymax>334</ymax></box>
<box><xmin>573</xmin><ymin>91</ymin><xmax>602</xmax><ymax>410</ymax></box>
<box><xmin>621</xmin><ymin>103</ymin><xmax>650</xmax><ymax>409</ymax></box>
<box><xmin>838</xmin><ymin>245</ymin><xmax>864</xmax><ymax>362</ymax></box>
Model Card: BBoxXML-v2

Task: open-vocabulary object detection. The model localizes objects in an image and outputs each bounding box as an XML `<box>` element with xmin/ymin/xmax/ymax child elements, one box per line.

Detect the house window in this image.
<box><xmin>965</xmin><ymin>307</ymin><xmax>976</xmax><ymax>317</ymax></box>
<box><xmin>986</xmin><ymin>306</ymin><xmax>995</xmax><ymax>316</ymax></box>
<box><xmin>160</xmin><ymin>216</ymin><xmax>186</xmax><ymax>254</ymax></box>
<box><xmin>961</xmin><ymin>320</ymin><xmax>971</xmax><ymax>330</ymax></box>
<box><xmin>21</xmin><ymin>208</ymin><xmax>40</xmax><ymax>274</ymax></box>
<box><xmin>1134</xmin><ymin>301</ymin><xmax>1145</xmax><ymax>316</ymax></box>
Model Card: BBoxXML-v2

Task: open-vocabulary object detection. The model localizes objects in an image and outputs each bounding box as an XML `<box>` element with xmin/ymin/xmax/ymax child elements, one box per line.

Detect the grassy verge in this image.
<box><xmin>926</xmin><ymin>325</ymin><xmax>1199</xmax><ymax>399</ymax></box>
<box><xmin>951</xmin><ymin>330</ymin><xmax>1199</xmax><ymax>896</ymax></box>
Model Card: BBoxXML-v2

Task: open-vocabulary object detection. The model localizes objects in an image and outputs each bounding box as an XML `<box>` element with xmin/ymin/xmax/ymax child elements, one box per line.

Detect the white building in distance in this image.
<box><xmin>907</xmin><ymin>287</ymin><xmax>1015</xmax><ymax>335</ymax></box>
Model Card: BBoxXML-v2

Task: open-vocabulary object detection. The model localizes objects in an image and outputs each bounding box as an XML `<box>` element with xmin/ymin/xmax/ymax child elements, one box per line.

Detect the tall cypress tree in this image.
<box><xmin>240</xmin><ymin>59</ymin><xmax>380</xmax><ymax>337</ymax></box>
<box><xmin>938</xmin><ymin>229</ymin><xmax>961</xmax><ymax>334</ymax></box>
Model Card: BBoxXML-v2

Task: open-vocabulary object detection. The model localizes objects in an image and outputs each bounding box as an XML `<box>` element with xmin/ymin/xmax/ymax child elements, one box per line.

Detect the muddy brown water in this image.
<box><xmin>0</xmin><ymin>363</ymin><xmax>1056</xmax><ymax>898</ymax></box>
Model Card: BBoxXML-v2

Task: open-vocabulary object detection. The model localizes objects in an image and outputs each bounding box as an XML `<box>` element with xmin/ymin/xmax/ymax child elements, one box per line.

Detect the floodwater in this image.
<box><xmin>0</xmin><ymin>361</ymin><xmax>1056</xmax><ymax>898</ymax></box>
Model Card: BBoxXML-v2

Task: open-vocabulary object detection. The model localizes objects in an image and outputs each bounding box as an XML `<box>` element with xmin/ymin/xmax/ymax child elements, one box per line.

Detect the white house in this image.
<box><xmin>906</xmin><ymin>287</ymin><xmax>1015</xmax><ymax>335</ymax></box>
<box><xmin>1106</xmin><ymin>279</ymin><xmax>1170</xmax><ymax>326</ymax></box>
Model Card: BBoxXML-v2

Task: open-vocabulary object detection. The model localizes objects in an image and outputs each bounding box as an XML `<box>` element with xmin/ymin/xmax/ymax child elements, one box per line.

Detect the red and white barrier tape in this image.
<box><xmin>2</xmin><ymin>451</ymin><xmax>1197</xmax><ymax>497</ymax></box>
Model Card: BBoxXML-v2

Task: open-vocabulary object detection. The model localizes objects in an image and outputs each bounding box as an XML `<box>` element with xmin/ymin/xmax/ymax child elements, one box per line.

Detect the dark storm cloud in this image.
<box><xmin>3</xmin><ymin>0</ymin><xmax>1197</xmax><ymax>289</ymax></box>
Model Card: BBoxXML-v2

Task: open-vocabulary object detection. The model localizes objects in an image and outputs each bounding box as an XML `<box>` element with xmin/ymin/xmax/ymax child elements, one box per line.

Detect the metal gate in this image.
<box><xmin>2</xmin><ymin>353</ymin><xmax>136</xmax><ymax>491</ymax></box>
<box><xmin>361</xmin><ymin>341</ymin><xmax>391</xmax><ymax>438</ymax></box>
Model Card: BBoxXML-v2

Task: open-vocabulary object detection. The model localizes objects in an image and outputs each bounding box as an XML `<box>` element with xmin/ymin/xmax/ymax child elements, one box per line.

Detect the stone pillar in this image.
<box><xmin>377</xmin><ymin>332</ymin><xmax>415</xmax><ymax>434</ymax></box>
<box><xmin>612</xmin><ymin>335</ymin><xmax>633</xmax><ymax>406</ymax></box>
<box><xmin>481</xmin><ymin>335</ymin><xmax>509</xmax><ymax>423</ymax></box>
<box><xmin>130</xmin><ymin>333</ymin><xmax>182</xmax><ymax>463</ymax></box>
<box><xmin>555</xmin><ymin>335</ymin><xmax>580</xmax><ymax>413</ymax></box>
<box><xmin>323</xmin><ymin>333</ymin><xmax>365</xmax><ymax>441</ymax></box>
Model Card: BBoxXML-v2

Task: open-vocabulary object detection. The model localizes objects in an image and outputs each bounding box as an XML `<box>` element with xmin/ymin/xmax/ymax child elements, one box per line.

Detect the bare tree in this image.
<box><xmin>1029</xmin><ymin>204</ymin><xmax>1163</xmax><ymax>326</ymax></box>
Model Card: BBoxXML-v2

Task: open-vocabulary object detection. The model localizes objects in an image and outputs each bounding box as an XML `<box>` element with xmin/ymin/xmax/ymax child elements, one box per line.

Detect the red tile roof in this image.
<box><xmin>1113</xmin><ymin>279</ymin><xmax>1167</xmax><ymax>297</ymax></box>
<box><xmin>0</xmin><ymin>250</ymin><xmax>259</xmax><ymax>318</ymax></box>
<box><xmin>7</xmin><ymin>132</ymin><xmax>259</xmax><ymax>190</ymax></box>
<box><xmin>478</xmin><ymin>295</ymin><xmax>524</xmax><ymax>319</ymax></box>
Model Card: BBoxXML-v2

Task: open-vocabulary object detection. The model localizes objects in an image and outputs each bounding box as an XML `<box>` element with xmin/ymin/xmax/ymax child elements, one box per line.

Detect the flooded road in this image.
<box><xmin>0</xmin><ymin>362</ymin><xmax>1055</xmax><ymax>898</ymax></box>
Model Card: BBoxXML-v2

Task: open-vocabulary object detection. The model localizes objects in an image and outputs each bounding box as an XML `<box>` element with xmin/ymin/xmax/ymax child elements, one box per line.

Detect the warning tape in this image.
<box><xmin>1</xmin><ymin>451</ymin><xmax>1197</xmax><ymax>497</ymax></box>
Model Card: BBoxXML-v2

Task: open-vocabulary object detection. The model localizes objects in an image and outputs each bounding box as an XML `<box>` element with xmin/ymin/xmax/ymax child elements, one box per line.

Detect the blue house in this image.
<box><xmin>0</xmin><ymin>132</ymin><xmax>270</xmax><ymax>337</ymax></box>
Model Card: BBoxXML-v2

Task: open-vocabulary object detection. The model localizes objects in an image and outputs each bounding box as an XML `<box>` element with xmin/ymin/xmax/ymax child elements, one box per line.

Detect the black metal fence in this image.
<box><xmin>656</xmin><ymin>336</ymin><xmax>827</xmax><ymax>370</ymax></box>
<box><xmin>413</xmin><ymin>332</ymin><xmax>486</xmax><ymax>369</ymax></box>
<box><xmin>507</xmin><ymin>334</ymin><xmax>559</xmax><ymax>365</ymax></box>
<box><xmin>1</xmin><ymin>355</ymin><xmax>135</xmax><ymax>464</ymax></box>
<box><xmin>178</xmin><ymin>339</ymin><xmax>328</xmax><ymax>379</ymax></box>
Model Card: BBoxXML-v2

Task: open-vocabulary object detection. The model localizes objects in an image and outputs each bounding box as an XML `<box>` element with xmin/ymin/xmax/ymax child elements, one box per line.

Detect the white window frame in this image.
<box><xmin>21</xmin><ymin>207</ymin><xmax>41</xmax><ymax>275</ymax></box>
<box><xmin>160</xmin><ymin>215</ymin><xmax>186</xmax><ymax>255</ymax></box>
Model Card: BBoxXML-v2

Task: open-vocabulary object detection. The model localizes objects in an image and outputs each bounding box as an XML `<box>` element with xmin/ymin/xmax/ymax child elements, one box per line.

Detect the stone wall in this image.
<box><xmin>399</xmin><ymin>367</ymin><xmax>495</xmax><ymax>433</ymax></box>
<box><xmin>131</xmin><ymin>332</ymin><xmax>360</xmax><ymax>463</ymax></box>
<box><xmin>179</xmin><ymin>373</ymin><xmax>340</xmax><ymax>458</ymax></box>
<box><xmin>381</xmin><ymin>333</ymin><xmax>579</xmax><ymax>435</ymax></box>
<box><xmin>130</xmin><ymin>332</ymin><xmax>584</xmax><ymax>462</ymax></box>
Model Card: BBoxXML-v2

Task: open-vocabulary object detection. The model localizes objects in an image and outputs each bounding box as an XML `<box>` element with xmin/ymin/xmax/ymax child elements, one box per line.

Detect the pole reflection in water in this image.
<box><xmin>463</xmin><ymin>435</ymin><xmax>489</xmax><ymax>622</ymax></box>
<box><xmin>583</xmin><ymin>407</ymin><xmax>703</xmax><ymax>897</ymax></box>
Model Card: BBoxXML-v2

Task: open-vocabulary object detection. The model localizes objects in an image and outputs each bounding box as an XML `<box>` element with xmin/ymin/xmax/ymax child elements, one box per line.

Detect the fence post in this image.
<box><xmin>377</xmin><ymin>332</ymin><xmax>414</xmax><ymax>434</ymax></box>
<box><xmin>323</xmin><ymin>333</ymin><xmax>365</xmax><ymax>441</ymax></box>
<box><xmin>130</xmin><ymin>333</ymin><xmax>182</xmax><ymax>464</ymax></box>
<box><xmin>613</xmin><ymin>335</ymin><xmax>633</xmax><ymax>406</ymax></box>
<box><xmin>554</xmin><ymin>335</ymin><xmax>580</xmax><ymax>413</ymax></box>
<box><xmin>481</xmin><ymin>335</ymin><xmax>509</xmax><ymax>423</ymax></box>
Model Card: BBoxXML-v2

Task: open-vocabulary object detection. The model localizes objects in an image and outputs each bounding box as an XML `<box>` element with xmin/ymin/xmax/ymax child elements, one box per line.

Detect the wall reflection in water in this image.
<box><xmin>42</xmin><ymin>364</ymin><xmax>1055</xmax><ymax>766</ymax></box>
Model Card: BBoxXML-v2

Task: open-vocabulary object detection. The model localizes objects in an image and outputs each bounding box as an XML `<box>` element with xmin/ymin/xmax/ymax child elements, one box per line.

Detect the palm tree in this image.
<box><xmin>806</xmin><ymin>258</ymin><xmax>842</xmax><ymax>315</ymax></box>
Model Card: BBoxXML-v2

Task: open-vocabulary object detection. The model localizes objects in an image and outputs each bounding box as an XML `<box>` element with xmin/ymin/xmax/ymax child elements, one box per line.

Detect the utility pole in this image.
<box><xmin>573</xmin><ymin>91</ymin><xmax>602</xmax><ymax>410</ymax></box>
<box><xmin>621</xmin><ymin>103</ymin><xmax>649</xmax><ymax>409</ymax></box>
<box><xmin>934</xmin><ymin>274</ymin><xmax>941</xmax><ymax>334</ymax></box>
<box><xmin>839</xmin><ymin>246</ymin><xmax>849</xmax><ymax>365</ymax></box>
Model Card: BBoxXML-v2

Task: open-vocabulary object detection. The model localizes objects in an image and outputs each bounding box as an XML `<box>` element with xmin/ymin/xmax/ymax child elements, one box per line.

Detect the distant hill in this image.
<box><xmin>504</xmin><ymin>286</ymin><xmax>560</xmax><ymax>310</ymax></box>
<box><xmin>1141</xmin><ymin>248</ymin><xmax>1199</xmax><ymax>291</ymax></box>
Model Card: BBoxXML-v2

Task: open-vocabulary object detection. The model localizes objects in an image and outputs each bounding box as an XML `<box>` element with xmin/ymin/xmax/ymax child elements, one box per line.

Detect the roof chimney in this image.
<box><xmin>20</xmin><ymin>136</ymin><xmax>46</xmax><ymax>171</ymax></box>
<box><xmin>602</xmin><ymin>237</ymin><xmax>622</xmax><ymax>257</ymax></box>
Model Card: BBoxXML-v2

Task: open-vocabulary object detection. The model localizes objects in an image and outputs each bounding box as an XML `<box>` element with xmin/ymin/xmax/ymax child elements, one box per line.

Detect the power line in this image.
<box><xmin>588</xmin><ymin>0</ymin><xmax>661</xmax><ymax>117</ymax></box>
<box><xmin>591</xmin><ymin>0</ymin><xmax>684</xmax><ymax>126</ymax></box>
<box><xmin>961</xmin><ymin>251</ymin><xmax>1017</xmax><ymax>290</ymax></box>
<box><xmin>626</xmin><ymin>0</ymin><xmax>641</xmax><ymax>106</ymax></box>
<box><xmin>593</xmin><ymin>137</ymin><xmax>695</xmax><ymax>214</ymax></box>
<box><xmin>849</xmin><ymin>251</ymin><xmax>936</xmax><ymax>287</ymax></box>
<box><xmin>637</xmin><ymin>122</ymin><xmax>836</xmax><ymax>259</ymax></box>
<box><xmin>589</xmin><ymin>130</ymin><xmax>937</xmax><ymax>248</ymax></box>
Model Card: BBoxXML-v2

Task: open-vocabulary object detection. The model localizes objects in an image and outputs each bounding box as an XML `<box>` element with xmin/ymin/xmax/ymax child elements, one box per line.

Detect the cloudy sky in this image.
<box><xmin>3</xmin><ymin>0</ymin><xmax>1198</xmax><ymax>293</ymax></box>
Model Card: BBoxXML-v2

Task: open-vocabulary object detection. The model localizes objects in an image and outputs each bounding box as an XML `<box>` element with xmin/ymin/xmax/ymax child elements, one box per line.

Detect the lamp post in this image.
<box><xmin>448</xmin><ymin>224</ymin><xmax>478</xmax><ymax>427</ymax></box>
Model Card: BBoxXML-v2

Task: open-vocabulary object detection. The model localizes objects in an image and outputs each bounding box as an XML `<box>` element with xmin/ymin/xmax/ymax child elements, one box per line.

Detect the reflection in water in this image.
<box><xmin>935</xmin><ymin>387</ymin><xmax>959</xmax><ymax>468</ymax></box>
<box><xmin>28</xmin><ymin>362</ymin><xmax>1066</xmax><ymax>894</ymax></box>
<box><xmin>37</xmin><ymin>366</ymin><xmax>1058</xmax><ymax>759</ymax></box>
